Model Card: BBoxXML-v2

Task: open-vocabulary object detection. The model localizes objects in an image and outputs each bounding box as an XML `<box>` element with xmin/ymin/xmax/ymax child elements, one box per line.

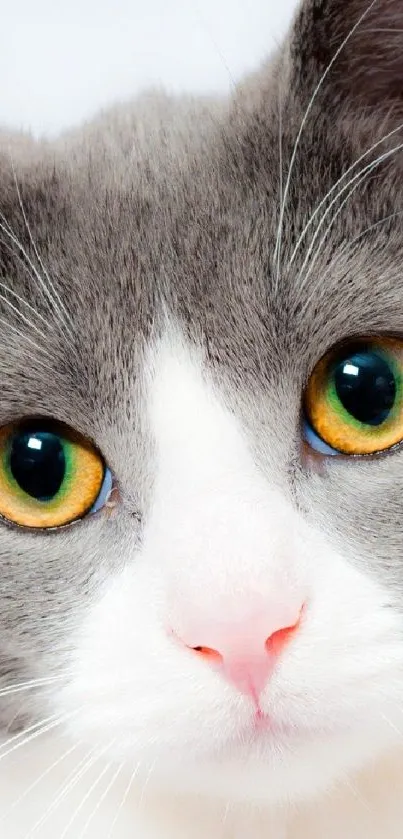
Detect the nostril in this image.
<box><xmin>265</xmin><ymin>625</ymin><xmax>295</xmax><ymax>656</ymax></box>
<box><xmin>265</xmin><ymin>606</ymin><xmax>305</xmax><ymax>656</ymax></box>
<box><xmin>191</xmin><ymin>645</ymin><xmax>223</xmax><ymax>664</ymax></box>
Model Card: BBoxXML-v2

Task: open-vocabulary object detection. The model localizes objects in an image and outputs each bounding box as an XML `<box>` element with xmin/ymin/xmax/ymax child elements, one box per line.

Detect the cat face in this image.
<box><xmin>1</xmin><ymin>0</ymin><xmax>403</xmax><ymax>807</ymax></box>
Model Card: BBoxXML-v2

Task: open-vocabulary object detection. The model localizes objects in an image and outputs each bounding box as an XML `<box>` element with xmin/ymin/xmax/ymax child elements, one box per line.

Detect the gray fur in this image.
<box><xmin>1</xmin><ymin>0</ymin><xmax>403</xmax><ymax>732</ymax></box>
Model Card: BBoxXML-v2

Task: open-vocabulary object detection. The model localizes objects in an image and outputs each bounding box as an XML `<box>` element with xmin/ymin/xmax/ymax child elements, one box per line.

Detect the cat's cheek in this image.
<box><xmin>55</xmin><ymin>559</ymin><xmax>247</xmax><ymax>759</ymax></box>
<box><xmin>266</xmin><ymin>547</ymin><xmax>403</xmax><ymax>727</ymax></box>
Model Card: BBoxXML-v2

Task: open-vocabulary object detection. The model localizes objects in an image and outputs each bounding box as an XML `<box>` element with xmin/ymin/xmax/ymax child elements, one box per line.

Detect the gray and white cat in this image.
<box><xmin>1</xmin><ymin>0</ymin><xmax>403</xmax><ymax>836</ymax></box>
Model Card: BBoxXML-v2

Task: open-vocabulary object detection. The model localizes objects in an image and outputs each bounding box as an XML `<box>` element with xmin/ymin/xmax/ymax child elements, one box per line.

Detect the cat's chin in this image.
<box><xmin>115</xmin><ymin>723</ymin><xmax>397</xmax><ymax>807</ymax></box>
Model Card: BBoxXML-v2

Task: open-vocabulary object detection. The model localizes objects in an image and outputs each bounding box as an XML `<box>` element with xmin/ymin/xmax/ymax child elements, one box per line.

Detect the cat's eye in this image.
<box><xmin>303</xmin><ymin>337</ymin><xmax>403</xmax><ymax>455</ymax></box>
<box><xmin>0</xmin><ymin>418</ymin><xmax>112</xmax><ymax>529</ymax></box>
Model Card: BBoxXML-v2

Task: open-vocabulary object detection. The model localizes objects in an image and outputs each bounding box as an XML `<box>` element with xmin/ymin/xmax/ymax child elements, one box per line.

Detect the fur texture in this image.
<box><xmin>1</xmin><ymin>0</ymin><xmax>403</xmax><ymax>835</ymax></box>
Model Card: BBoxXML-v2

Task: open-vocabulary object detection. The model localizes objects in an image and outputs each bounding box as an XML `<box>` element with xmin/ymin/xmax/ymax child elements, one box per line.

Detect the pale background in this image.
<box><xmin>0</xmin><ymin>0</ymin><xmax>299</xmax><ymax>137</ymax></box>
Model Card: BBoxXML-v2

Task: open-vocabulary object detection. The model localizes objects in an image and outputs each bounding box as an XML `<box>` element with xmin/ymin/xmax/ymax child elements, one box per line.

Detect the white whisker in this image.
<box><xmin>276</xmin><ymin>83</ymin><xmax>284</xmax><ymax>290</ymax></box>
<box><xmin>0</xmin><ymin>233</ymin><xmax>62</xmax><ymax>327</ymax></box>
<box><xmin>350</xmin><ymin>210</ymin><xmax>403</xmax><ymax>243</ymax></box>
<box><xmin>106</xmin><ymin>762</ymin><xmax>140</xmax><ymax>839</ymax></box>
<box><xmin>0</xmin><ymin>673</ymin><xmax>68</xmax><ymax>700</ymax></box>
<box><xmin>138</xmin><ymin>758</ymin><xmax>157</xmax><ymax>806</ymax></box>
<box><xmin>24</xmin><ymin>747</ymin><xmax>99</xmax><ymax>839</ymax></box>
<box><xmin>58</xmin><ymin>742</ymin><xmax>116</xmax><ymax>839</ymax></box>
<box><xmin>221</xmin><ymin>800</ymin><xmax>231</xmax><ymax>826</ymax></box>
<box><xmin>296</xmin><ymin>140</ymin><xmax>403</xmax><ymax>293</ymax></box>
<box><xmin>0</xmin><ymin>710</ymin><xmax>77</xmax><ymax>765</ymax></box>
<box><xmin>361</xmin><ymin>27</ymin><xmax>403</xmax><ymax>33</ymax></box>
<box><xmin>0</xmin><ymin>290</ymin><xmax>48</xmax><ymax>340</ymax></box>
<box><xmin>344</xmin><ymin>777</ymin><xmax>374</xmax><ymax>814</ymax></box>
<box><xmin>0</xmin><ymin>739</ymin><xmax>82</xmax><ymax>823</ymax></box>
<box><xmin>0</xmin><ymin>314</ymin><xmax>49</xmax><ymax>357</ymax></box>
<box><xmin>4</xmin><ymin>695</ymin><xmax>31</xmax><ymax>737</ymax></box>
<box><xmin>0</xmin><ymin>713</ymin><xmax>60</xmax><ymax>756</ymax></box>
<box><xmin>288</xmin><ymin>116</ymin><xmax>403</xmax><ymax>269</ymax></box>
<box><xmin>0</xmin><ymin>218</ymin><xmax>49</xmax><ymax>307</ymax></box>
<box><xmin>59</xmin><ymin>762</ymin><xmax>114</xmax><ymax>839</ymax></box>
<box><xmin>0</xmin><ymin>277</ymin><xmax>49</xmax><ymax>330</ymax></box>
<box><xmin>298</xmin><ymin>171</ymin><xmax>377</xmax><ymax>292</ymax></box>
<box><xmin>380</xmin><ymin>713</ymin><xmax>403</xmax><ymax>740</ymax></box>
<box><xmin>273</xmin><ymin>0</ymin><xmax>377</xmax><ymax>278</ymax></box>
<box><xmin>0</xmin><ymin>216</ymin><xmax>74</xmax><ymax>345</ymax></box>
<box><xmin>9</xmin><ymin>157</ymin><xmax>76</xmax><ymax>338</ymax></box>
<box><xmin>77</xmin><ymin>761</ymin><xmax>124</xmax><ymax>839</ymax></box>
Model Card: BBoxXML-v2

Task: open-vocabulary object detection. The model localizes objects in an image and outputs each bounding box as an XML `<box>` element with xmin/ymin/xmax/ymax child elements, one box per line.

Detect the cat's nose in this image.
<box><xmin>172</xmin><ymin>605</ymin><xmax>303</xmax><ymax>702</ymax></box>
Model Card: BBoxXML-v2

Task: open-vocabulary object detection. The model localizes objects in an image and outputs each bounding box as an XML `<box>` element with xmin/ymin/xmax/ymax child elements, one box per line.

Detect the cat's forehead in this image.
<box><xmin>2</xmin><ymin>71</ymin><xmax>403</xmax><ymax>433</ymax></box>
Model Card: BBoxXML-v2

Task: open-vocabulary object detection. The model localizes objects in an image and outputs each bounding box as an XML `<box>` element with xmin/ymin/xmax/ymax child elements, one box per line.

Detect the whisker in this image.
<box><xmin>9</xmin><ymin>157</ymin><xmax>76</xmax><ymax>339</ymax></box>
<box><xmin>0</xmin><ymin>673</ymin><xmax>68</xmax><ymax>700</ymax></box>
<box><xmin>296</xmin><ymin>140</ymin><xmax>403</xmax><ymax>293</ymax></box>
<box><xmin>343</xmin><ymin>777</ymin><xmax>374</xmax><ymax>814</ymax></box>
<box><xmin>0</xmin><ymin>217</ymin><xmax>74</xmax><ymax>345</ymax></box>
<box><xmin>4</xmin><ymin>702</ymin><xmax>27</xmax><ymax>736</ymax></box>
<box><xmin>221</xmin><ymin>801</ymin><xmax>231</xmax><ymax>826</ymax></box>
<box><xmin>0</xmin><ymin>713</ymin><xmax>60</xmax><ymax>755</ymax></box>
<box><xmin>0</xmin><ymin>710</ymin><xmax>77</xmax><ymax>765</ymax></box>
<box><xmin>59</xmin><ymin>751</ymin><xmax>116</xmax><ymax>839</ymax></box>
<box><xmin>350</xmin><ymin>210</ymin><xmax>403</xmax><ymax>243</ymax></box>
<box><xmin>0</xmin><ymin>739</ymin><xmax>82</xmax><ymax>823</ymax></box>
<box><xmin>0</xmin><ymin>218</ymin><xmax>49</xmax><ymax>306</ymax></box>
<box><xmin>77</xmin><ymin>761</ymin><xmax>124</xmax><ymax>839</ymax></box>
<box><xmin>0</xmin><ymin>290</ymin><xmax>48</xmax><ymax>340</ymax></box>
<box><xmin>24</xmin><ymin>747</ymin><xmax>99</xmax><ymax>839</ymax></box>
<box><xmin>0</xmin><ymin>277</ymin><xmax>49</xmax><ymax>330</ymax></box>
<box><xmin>273</xmin><ymin>0</ymin><xmax>377</xmax><ymax>279</ymax></box>
<box><xmin>0</xmin><ymin>314</ymin><xmax>50</xmax><ymax>357</ymax></box>
<box><xmin>380</xmin><ymin>713</ymin><xmax>403</xmax><ymax>740</ymax></box>
<box><xmin>0</xmin><ymin>233</ymin><xmax>61</xmax><ymax>327</ymax></box>
<box><xmin>361</xmin><ymin>27</ymin><xmax>403</xmax><ymax>33</ymax></box>
<box><xmin>276</xmin><ymin>82</ymin><xmax>284</xmax><ymax>290</ymax></box>
<box><xmin>288</xmin><ymin>116</ymin><xmax>403</xmax><ymax>269</ymax></box>
<box><xmin>106</xmin><ymin>762</ymin><xmax>140</xmax><ymax>839</ymax></box>
<box><xmin>298</xmin><ymin>171</ymin><xmax>377</xmax><ymax>293</ymax></box>
<box><xmin>138</xmin><ymin>758</ymin><xmax>157</xmax><ymax>806</ymax></box>
<box><xmin>3</xmin><ymin>706</ymin><xmax>35</xmax><ymax>741</ymax></box>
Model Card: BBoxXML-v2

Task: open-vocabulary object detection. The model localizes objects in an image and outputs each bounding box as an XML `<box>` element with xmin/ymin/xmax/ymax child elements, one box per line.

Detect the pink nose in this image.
<box><xmin>174</xmin><ymin>606</ymin><xmax>303</xmax><ymax>702</ymax></box>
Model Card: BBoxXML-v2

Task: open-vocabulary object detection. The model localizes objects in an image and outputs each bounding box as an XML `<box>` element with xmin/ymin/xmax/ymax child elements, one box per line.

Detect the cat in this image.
<box><xmin>1</xmin><ymin>0</ymin><xmax>403</xmax><ymax>835</ymax></box>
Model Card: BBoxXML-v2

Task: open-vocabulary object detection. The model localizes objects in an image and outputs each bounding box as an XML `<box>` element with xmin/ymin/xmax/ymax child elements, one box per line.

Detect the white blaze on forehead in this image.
<box><xmin>143</xmin><ymin>331</ymin><xmax>308</xmax><ymax>620</ymax></box>
<box><xmin>147</xmin><ymin>333</ymin><xmax>255</xmax><ymax>481</ymax></box>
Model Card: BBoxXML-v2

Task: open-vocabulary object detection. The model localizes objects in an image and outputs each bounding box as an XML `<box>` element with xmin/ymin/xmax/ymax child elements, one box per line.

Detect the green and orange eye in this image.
<box><xmin>0</xmin><ymin>419</ymin><xmax>111</xmax><ymax>529</ymax></box>
<box><xmin>303</xmin><ymin>337</ymin><xmax>403</xmax><ymax>455</ymax></box>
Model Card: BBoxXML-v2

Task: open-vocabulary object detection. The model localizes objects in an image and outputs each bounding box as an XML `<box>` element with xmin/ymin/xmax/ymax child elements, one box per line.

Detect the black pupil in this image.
<box><xmin>9</xmin><ymin>429</ymin><xmax>66</xmax><ymax>502</ymax></box>
<box><xmin>333</xmin><ymin>349</ymin><xmax>396</xmax><ymax>426</ymax></box>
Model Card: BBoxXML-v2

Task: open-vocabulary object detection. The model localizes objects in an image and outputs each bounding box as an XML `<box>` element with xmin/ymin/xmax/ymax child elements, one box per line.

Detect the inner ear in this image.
<box><xmin>290</xmin><ymin>0</ymin><xmax>403</xmax><ymax>122</ymax></box>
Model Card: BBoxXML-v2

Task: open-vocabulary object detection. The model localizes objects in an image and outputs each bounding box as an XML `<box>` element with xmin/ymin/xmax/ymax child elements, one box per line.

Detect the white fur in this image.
<box><xmin>2</xmin><ymin>738</ymin><xmax>403</xmax><ymax>837</ymax></box>
<box><xmin>2</xmin><ymin>333</ymin><xmax>403</xmax><ymax>837</ymax></box>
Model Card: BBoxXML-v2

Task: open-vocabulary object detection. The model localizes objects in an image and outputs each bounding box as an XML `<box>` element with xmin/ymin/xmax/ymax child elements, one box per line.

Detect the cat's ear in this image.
<box><xmin>288</xmin><ymin>0</ymin><xmax>403</xmax><ymax>128</ymax></box>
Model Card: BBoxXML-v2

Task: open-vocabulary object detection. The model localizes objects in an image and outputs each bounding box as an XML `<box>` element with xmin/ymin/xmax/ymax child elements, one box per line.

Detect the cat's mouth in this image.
<box><xmin>236</xmin><ymin>707</ymin><xmax>343</xmax><ymax>745</ymax></box>
<box><xmin>253</xmin><ymin>708</ymin><xmax>271</xmax><ymax>730</ymax></box>
<box><xmin>229</xmin><ymin>709</ymin><xmax>287</xmax><ymax>745</ymax></box>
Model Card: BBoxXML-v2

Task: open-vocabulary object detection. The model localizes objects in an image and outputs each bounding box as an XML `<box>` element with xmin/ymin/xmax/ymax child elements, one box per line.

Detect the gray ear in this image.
<box><xmin>289</xmin><ymin>0</ymin><xmax>403</xmax><ymax>124</ymax></box>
